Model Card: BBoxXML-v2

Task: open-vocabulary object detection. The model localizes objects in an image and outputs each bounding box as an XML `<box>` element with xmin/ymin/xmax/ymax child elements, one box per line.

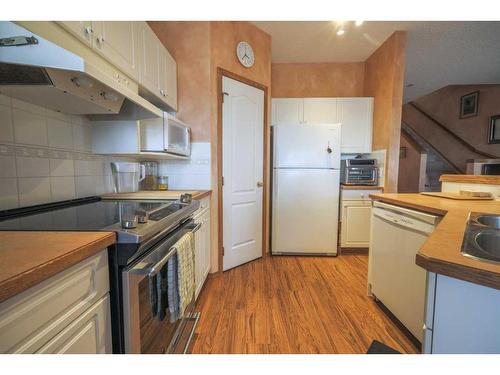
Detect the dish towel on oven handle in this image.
<box><xmin>166</xmin><ymin>254</ymin><xmax>179</xmax><ymax>322</ymax></box>
<box><xmin>167</xmin><ymin>231</ymin><xmax>195</xmax><ymax>322</ymax></box>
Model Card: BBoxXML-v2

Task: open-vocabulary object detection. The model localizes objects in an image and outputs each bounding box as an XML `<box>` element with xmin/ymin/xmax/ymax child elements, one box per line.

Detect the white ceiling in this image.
<box><xmin>253</xmin><ymin>21</ymin><xmax>500</xmax><ymax>102</ymax></box>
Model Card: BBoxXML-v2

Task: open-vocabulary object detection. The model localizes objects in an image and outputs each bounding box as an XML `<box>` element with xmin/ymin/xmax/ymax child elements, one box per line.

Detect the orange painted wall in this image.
<box><xmin>363</xmin><ymin>31</ymin><xmax>407</xmax><ymax>193</ymax></box>
<box><xmin>271</xmin><ymin>62</ymin><xmax>365</xmax><ymax>97</ymax></box>
<box><xmin>209</xmin><ymin>21</ymin><xmax>272</xmax><ymax>268</ymax></box>
<box><xmin>148</xmin><ymin>21</ymin><xmax>211</xmax><ymax>142</ymax></box>
<box><xmin>411</xmin><ymin>85</ymin><xmax>500</xmax><ymax>157</ymax></box>
<box><xmin>398</xmin><ymin>132</ymin><xmax>427</xmax><ymax>193</ymax></box>
<box><xmin>150</xmin><ymin>21</ymin><xmax>272</xmax><ymax>271</ymax></box>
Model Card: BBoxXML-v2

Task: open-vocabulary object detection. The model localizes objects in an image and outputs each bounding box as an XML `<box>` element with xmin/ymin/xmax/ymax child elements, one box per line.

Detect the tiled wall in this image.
<box><xmin>158</xmin><ymin>142</ymin><xmax>211</xmax><ymax>190</ymax></box>
<box><xmin>0</xmin><ymin>93</ymin><xmax>131</xmax><ymax>210</ymax></box>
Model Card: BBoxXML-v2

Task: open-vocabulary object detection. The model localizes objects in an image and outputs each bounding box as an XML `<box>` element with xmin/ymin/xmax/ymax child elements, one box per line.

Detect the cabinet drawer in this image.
<box><xmin>36</xmin><ymin>295</ymin><xmax>111</xmax><ymax>354</ymax></box>
<box><xmin>341</xmin><ymin>189</ymin><xmax>382</xmax><ymax>201</ymax></box>
<box><xmin>194</xmin><ymin>196</ymin><xmax>210</xmax><ymax>218</ymax></box>
<box><xmin>0</xmin><ymin>250</ymin><xmax>109</xmax><ymax>353</ymax></box>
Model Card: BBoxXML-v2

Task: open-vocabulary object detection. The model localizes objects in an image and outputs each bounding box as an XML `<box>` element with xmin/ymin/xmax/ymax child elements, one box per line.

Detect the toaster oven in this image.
<box><xmin>341</xmin><ymin>159</ymin><xmax>379</xmax><ymax>185</ymax></box>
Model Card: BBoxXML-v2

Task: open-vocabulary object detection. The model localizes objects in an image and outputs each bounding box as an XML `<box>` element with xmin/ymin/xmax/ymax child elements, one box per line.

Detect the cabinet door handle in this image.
<box><xmin>84</xmin><ymin>26</ymin><xmax>93</xmax><ymax>35</ymax></box>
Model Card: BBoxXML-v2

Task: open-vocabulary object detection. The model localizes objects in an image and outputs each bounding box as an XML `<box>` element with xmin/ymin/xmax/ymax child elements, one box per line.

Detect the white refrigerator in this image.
<box><xmin>271</xmin><ymin>124</ymin><xmax>341</xmax><ymax>255</ymax></box>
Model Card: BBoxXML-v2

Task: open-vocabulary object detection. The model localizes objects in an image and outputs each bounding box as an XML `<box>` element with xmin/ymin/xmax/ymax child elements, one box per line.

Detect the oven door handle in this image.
<box><xmin>147</xmin><ymin>248</ymin><xmax>177</xmax><ymax>278</ymax></box>
<box><xmin>146</xmin><ymin>223</ymin><xmax>202</xmax><ymax>277</ymax></box>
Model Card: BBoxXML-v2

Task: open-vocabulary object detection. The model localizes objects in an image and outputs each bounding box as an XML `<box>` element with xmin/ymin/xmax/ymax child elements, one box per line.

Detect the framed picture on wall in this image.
<box><xmin>488</xmin><ymin>115</ymin><xmax>500</xmax><ymax>144</ymax></box>
<box><xmin>459</xmin><ymin>91</ymin><xmax>480</xmax><ymax>119</ymax></box>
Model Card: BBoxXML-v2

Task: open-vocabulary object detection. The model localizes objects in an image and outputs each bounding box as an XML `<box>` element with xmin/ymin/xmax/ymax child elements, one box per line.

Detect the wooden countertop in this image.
<box><xmin>100</xmin><ymin>190</ymin><xmax>212</xmax><ymax>200</ymax></box>
<box><xmin>440</xmin><ymin>174</ymin><xmax>500</xmax><ymax>185</ymax></box>
<box><xmin>341</xmin><ymin>185</ymin><xmax>384</xmax><ymax>191</ymax></box>
<box><xmin>0</xmin><ymin>231</ymin><xmax>115</xmax><ymax>303</ymax></box>
<box><xmin>370</xmin><ymin>193</ymin><xmax>500</xmax><ymax>290</ymax></box>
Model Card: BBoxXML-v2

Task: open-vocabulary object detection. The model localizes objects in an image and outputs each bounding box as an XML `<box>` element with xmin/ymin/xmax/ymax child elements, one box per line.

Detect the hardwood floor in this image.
<box><xmin>191</xmin><ymin>254</ymin><xmax>420</xmax><ymax>354</ymax></box>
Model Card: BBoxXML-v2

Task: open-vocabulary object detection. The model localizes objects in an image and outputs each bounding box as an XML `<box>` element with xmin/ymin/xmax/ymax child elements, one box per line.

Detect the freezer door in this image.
<box><xmin>273</xmin><ymin>124</ymin><xmax>341</xmax><ymax>169</ymax></box>
<box><xmin>272</xmin><ymin>168</ymin><xmax>340</xmax><ymax>254</ymax></box>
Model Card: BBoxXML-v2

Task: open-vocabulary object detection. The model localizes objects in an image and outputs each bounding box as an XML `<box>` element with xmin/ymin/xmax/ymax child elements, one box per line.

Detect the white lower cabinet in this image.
<box><xmin>37</xmin><ymin>295</ymin><xmax>111</xmax><ymax>354</ymax></box>
<box><xmin>340</xmin><ymin>189</ymin><xmax>382</xmax><ymax>248</ymax></box>
<box><xmin>194</xmin><ymin>197</ymin><xmax>211</xmax><ymax>300</ymax></box>
<box><xmin>423</xmin><ymin>272</ymin><xmax>500</xmax><ymax>354</ymax></box>
<box><xmin>0</xmin><ymin>250</ymin><xmax>111</xmax><ymax>354</ymax></box>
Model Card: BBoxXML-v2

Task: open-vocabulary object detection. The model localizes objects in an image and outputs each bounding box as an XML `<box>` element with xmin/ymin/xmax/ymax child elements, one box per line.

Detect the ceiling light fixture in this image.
<box><xmin>336</xmin><ymin>29</ymin><xmax>345</xmax><ymax>36</ymax></box>
<box><xmin>355</xmin><ymin>20</ymin><xmax>364</xmax><ymax>26</ymax></box>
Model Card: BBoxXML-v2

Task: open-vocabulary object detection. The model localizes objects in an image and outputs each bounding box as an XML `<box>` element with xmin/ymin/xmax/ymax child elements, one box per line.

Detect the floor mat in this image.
<box><xmin>366</xmin><ymin>340</ymin><xmax>401</xmax><ymax>354</ymax></box>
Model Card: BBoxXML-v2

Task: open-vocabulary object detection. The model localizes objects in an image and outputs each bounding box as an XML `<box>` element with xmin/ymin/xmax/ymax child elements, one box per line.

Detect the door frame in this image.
<box><xmin>217</xmin><ymin>67</ymin><xmax>269</xmax><ymax>273</ymax></box>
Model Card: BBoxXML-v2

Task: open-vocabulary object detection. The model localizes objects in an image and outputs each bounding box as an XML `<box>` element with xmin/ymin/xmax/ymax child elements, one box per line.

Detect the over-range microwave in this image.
<box><xmin>140</xmin><ymin>113</ymin><xmax>191</xmax><ymax>157</ymax></box>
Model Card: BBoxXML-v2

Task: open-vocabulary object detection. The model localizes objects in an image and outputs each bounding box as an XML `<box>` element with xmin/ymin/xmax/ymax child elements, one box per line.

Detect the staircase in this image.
<box><xmin>401</xmin><ymin>102</ymin><xmax>500</xmax><ymax>191</ymax></box>
<box><xmin>401</xmin><ymin>123</ymin><xmax>457</xmax><ymax>191</ymax></box>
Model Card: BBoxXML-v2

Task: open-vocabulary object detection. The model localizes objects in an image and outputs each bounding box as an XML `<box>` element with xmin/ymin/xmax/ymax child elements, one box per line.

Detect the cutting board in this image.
<box><xmin>420</xmin><ymin>192</ymin><xmax>494</xmax><ymax>200</ymax></box>
<box><xmin>100</xmin><ymin>191</ymin><xmax>201</xmax><ymax>200</ymax></box>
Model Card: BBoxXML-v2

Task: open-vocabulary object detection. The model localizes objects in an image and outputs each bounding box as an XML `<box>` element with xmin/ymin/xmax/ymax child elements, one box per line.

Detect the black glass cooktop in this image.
<box><xmin>0</xmin><ymin>198</ymin><xmax>172</xmax><ymax>232</ymax></box>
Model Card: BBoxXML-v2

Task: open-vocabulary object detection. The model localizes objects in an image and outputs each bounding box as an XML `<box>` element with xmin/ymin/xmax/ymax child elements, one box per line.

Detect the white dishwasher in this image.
<box><xmin>368</xmin><ymin>201</ymin><xmax>441</xmax><ymax>343</ymax></box>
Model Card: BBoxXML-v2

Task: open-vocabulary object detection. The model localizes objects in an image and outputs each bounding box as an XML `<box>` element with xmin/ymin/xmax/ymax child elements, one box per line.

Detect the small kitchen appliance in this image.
<box><xmin>341</xmin><ymin>158</ymin><xmax>379</xmax><ymax>185</ymax></box>
<box><xmin>111</xmin><ymin>162</ymin><xmax>145</xmax><ymax>193</ymax></box>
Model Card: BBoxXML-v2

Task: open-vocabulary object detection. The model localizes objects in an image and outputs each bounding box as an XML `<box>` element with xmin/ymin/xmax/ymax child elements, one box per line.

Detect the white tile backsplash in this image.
<box><xmin>0</xmin><ymin>178</ymin><xmax>18</xmax><ymax>209</ymax></box>
<box><xmin>18</xmin><ymin>177</ymin><xmax>51</xmax><ymax>207</ymax></box>
<box><xmin>0</xmin><ymin>95</ymin><xmax>133</xmax><ymax>210</ymax></box>
<box><xmin>49</xmin><ymin>158</ymin><xmax>74</xmax><ymax>177</ymax></box>
<box><xmin>158</xmin><ymin>142</ymin><xmax>211</xmax><ymax>190</ymax></box>
<box><xmin>74</xmin><ymin>159</ymin><xmax>94</xmax><ymax>176</ymax></box>
<box><xmin>73</xmin><ymin>122</ymin><xmax>92</xmax><ymax>152</ymax></box>
<box><xmin>0</xmin><ymin>104</ymin><xmax>14</xmax><ymax>143</ymax></box>
<box><xmin>75</xmin><ymin>176</ymin><xmax>96</xmax><ymax>198</ymax></box>
<box><xmin>0</xmin><ymin>155</ymin><xmax>16</xmax><ymax>178</ymax></box>
<box><xmin>16</xmin><ymin>156</ymin><xmax>50</xmax><ymax>178</ymax></box>
<box><xmin>12</xmin><ymin>108</ymin><xmax>48</xmax><ymax>146</ymax></box>
<box><xmin>47</xmin><ymin>118</ymin><xmax>74</xmax><ymax>150</ymax></box>
<box><xmin>0</xmin><ymin>93</ymin><xmax>11</xmax><ymax>106</ymax></box>
<box><xmin>50</xmin><ymin>176</ymin><xmax>76</xmax><ymax>201</ymax></box>
<box><xmin>11</xmin><ymin>97</ymin><xmax>46</xmax><ymax>115</ymax></box>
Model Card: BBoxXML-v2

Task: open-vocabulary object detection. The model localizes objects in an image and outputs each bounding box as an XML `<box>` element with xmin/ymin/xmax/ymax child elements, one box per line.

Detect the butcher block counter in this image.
<box><xmin>370</xmin><ymin>193</ymin><xmax>500</xmax><ymax>290</ymax></box>
<box><xmin>0</xmin><ymin>231</ymin><xmax>115</xmax><ymax>303</ymax></box>
<box><xmin>100</xmin><ymin>190</ymin><xmax>211</xmax><ymax>200</ymax></box>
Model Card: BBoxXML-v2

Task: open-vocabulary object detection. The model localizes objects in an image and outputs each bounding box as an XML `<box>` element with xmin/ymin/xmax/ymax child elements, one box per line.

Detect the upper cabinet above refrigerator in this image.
<box><xmin>271</xmin><ymin>97</ymin><xmax>373</xmax><ymax>154</ymax></box>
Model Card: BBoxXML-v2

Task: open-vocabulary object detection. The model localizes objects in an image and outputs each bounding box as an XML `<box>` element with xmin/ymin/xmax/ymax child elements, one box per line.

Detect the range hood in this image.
<box><xmin>0</xmin><ymin>22</ymin><xmax>162</xmax><ymax>120</ymax></box>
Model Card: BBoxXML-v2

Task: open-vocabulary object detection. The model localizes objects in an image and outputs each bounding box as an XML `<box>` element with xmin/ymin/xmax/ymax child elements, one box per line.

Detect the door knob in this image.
<box><xmin>256</xmin><ymin>181</ymin><xmax>264</xmax><ymax>187</ymax></box>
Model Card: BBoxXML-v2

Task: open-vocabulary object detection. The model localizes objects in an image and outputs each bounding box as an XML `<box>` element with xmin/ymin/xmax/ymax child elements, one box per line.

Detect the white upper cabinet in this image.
<box><xmin>163</xmin><ymin>48</ymin><xmax>178</xmax><ymax>111</ymax></box>
<box><xmin>57</xmin><ymin>21</ymin><xmax>177</xmax><ymax>111</ymax></box>
<box><xmin>271</xmin><ymin>98</ymin><xmax>304</xmax><ymax>125</ymax></box>
<box><xmin>337</xmin><ymin>98</ymin><xmax>373</xmax><ymax>154</ymax></box>
<box><xmin>136</xmin><ymin>22</ymin><xmax>178</xmax><ymax>111</ymax></box>
<box><xmin>136</xmin><ymin>22</ymin><xmax>160</xmax><ymax>96</ymax></box>
<box><xmin>303</xmin><ymin>98</ymin><xmax>337</xmax><ymax>124</ymax></box>
<box><xmin>58</xmin><ymin>21</ymin><xmax>94</xmax><ymax>47</ymax></box>
<box><xmin>92</xmin><ymin>21</ymin><xmax>139</xmax><ymax>81</ymax></box>
<box><xmin>271</xmin><ymin>97</ymin><xmax>373</xmax><ymax>154</ymax></box>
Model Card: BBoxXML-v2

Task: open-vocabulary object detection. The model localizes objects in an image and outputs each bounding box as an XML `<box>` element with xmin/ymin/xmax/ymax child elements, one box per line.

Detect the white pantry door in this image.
<box><xmin>222</xmin><ymin>76</ymin><xmax>264</xmax><ymax>271</ymax></box>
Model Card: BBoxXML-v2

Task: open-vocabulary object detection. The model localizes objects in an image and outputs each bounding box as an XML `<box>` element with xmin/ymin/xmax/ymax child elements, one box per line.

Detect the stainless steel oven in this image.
<box><xmin>122</xmin><ymin>219</ymin><xmax>201</xmax><ymax>354</ymax></box>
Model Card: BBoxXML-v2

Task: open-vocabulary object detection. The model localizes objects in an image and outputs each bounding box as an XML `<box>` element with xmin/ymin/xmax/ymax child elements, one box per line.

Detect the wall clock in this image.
<box><xmin>236</xmin><ymin>41</ymin><xmax>254</xmax><ymax>68</ymax></box>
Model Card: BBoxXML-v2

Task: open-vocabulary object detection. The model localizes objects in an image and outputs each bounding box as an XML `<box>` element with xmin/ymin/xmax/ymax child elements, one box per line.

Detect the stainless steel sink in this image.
<box><xmin>475</xmin><ymin>215</ymin><xmax>500</xmax><ymax>229</ymax></box>
<box><xmin>461</xmin><ymin>213</ymin><xmax>500</xmax><ymax>264</ymax></box>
